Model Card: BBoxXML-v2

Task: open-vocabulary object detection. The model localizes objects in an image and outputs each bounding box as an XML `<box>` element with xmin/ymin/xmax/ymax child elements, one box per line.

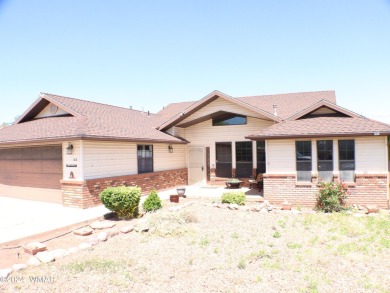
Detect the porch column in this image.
<box><xmin>232</xmin><ymin>141</ymin><xmax>236</xmax><ymax>178</ymax></box>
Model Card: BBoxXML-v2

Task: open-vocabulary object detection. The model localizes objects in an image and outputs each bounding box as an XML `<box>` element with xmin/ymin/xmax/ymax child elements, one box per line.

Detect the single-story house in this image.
<box><xmin>0</xmin><ymin>90</ymin><xmax>389</xmax><ymax>208</ymax></box>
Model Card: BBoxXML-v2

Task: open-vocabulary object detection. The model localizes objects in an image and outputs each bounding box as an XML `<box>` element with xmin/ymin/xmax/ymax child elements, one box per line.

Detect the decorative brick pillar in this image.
<box><xmin>210</xmin><ymin>168</ymin><xmax>216</xmax><ymax>182</ymax></box>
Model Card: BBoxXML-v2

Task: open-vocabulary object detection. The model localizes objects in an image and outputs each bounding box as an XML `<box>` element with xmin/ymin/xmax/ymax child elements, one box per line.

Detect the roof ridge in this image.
<box><xmin>237</xmin><ymin>90</ymin><xmax>335</xmax><ymax>99</ymax></box>
<box><xmin>41</xmin><ymin>92</ymin><xmax>156</xmax><ymax>115</ymax></box>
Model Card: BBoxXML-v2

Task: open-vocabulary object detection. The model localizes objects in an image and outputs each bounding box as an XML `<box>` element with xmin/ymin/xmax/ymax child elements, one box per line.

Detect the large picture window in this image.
<box><xmin>212</xmin><ymin>114</ymin><xmax>247</xmax><ymax>126</ymax></box>
<box><xmin>338</xmin><ymin>140</ymin><xmax>355</xmax><ymax>182</ymax></box>
<box><xmin>137</xmin><ymin>145</ymin><xmax>153</xmax><ymax>174</ymax></box>
<box><xmin>317</xmin><ymin>140</ymin><xmax>333</xmax><ymax>182</ymax></box>
<box><xmin>296</xmin><ymin>141</ymin><xmax>312</xmax><ymax>181</ymax></box>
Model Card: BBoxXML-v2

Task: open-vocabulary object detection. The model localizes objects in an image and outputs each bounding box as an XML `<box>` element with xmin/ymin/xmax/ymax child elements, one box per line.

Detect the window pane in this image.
<box><xmin>317</xmin><ymin>140</ymin><xmax>333</xmax><ymax>172</ymax></box>
<box><xmin>213</xmin><ymin>114</ymin><xmax>247</xmax><ymax>126</ymax></box>
<box><xmin>256</xmin><ymin>141</ymin><xmax>266</xmax><ymax>174</ymax></box>
<box><xmin>236</xmin><ymin>141</ymin><xmax>252</xmax><ymax>177</ymax></box>
<box><xmin>296</xmin><ymin>141</ymin><xmax>312</xmax><ymax>181</ymax></box>
<box><xmin>137</xmin><ymin>145</ymin><xmax>153</xmax><ymax>174</ymax></box>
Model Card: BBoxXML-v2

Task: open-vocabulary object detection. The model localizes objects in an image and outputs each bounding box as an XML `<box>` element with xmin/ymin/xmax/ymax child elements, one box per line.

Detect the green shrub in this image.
<box><xmin>316</xmin><ymin>181</ymin><xmax>349</xmax><ymax>213</ymax></box>
<box><xmin>99</xmin><ymin>186</ymin><xmax>141</xmax><ymax>219</ymax></box>
<box><xmin>143</xmin><ymin>190</ymin><xmax>162</xmax><ymax>212</ymax></box>
<box><xmin>221</xmin><ymin>191</ymin><xmax>246</xmax><ymax>205</ymax></box>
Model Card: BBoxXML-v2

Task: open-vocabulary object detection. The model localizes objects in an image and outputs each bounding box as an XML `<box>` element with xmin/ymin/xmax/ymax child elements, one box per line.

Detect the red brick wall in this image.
<box><xmin>264</xmin><ymin>173</ymin><xmax>389</xmax><ymax>209</ymax></box>
<box><xmin>61</xmin><ymin>168</ymin><xmax>188</xmax><ymax>209</ymax></box>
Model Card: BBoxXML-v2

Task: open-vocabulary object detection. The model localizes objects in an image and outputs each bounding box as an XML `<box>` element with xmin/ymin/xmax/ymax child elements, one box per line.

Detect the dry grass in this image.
<box><xmin>1</xmin><ymin>202</ymin><xmax>390</xmax><ymax>292</ymax></box>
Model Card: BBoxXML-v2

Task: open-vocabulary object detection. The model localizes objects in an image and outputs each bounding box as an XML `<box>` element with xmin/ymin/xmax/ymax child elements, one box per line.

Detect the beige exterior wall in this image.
<box><xmin>75</xmin><ymin>140</ymin><xmax>187</xmax><ymax>180</ymax></box>
<box><xmin>154</xmin><ymin>143</ymin><xmax>187</xmax><ymax>171</ymax></box>
<box><xmin>183</xmin><ymin>117</ymin><xmax>273</xmax><ymax>168</ymax></box>
<box><xmin>62</xmin><ymin>140</ymin><xmax>82</xmax><ymax>180</ymax></box>
<box><xmin>355</xmin><ymin>136</ymin><xmax>387</xmax><ymax>174</ymax></box>
<box><xmin>266</xmin><ymin>139</ymin><xmax>296</xmax><ymax>174</ymax></box>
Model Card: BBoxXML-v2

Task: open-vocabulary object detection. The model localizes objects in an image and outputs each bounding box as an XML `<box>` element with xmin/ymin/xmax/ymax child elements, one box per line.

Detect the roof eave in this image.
<box><xmin>246</xmin><ymin>132</ymin><xmax>390</xmax><ymax>140</ymax></box>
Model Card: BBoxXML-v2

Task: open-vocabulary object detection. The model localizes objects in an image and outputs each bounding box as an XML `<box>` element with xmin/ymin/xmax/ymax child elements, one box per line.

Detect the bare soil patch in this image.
<box><xmin>1</xmin><ymin>199</ymin><xmax>389</xmax><ymax>292</ymax></box>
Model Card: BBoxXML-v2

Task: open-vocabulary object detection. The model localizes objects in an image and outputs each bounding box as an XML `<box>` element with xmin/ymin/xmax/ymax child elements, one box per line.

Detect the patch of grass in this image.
<box><xmin>231</xmin><ymin>232</ymin><xmax>239</xmax><ymax>239</ymax></box>
<box><xmin>238</xmin><ymin>258</ymin><xmax>246</xmax><ymax>269</ymax></box>
<box><xmin>262</xmin><ymin>261</ymin><xmax>281</xmax><ymax>270</ymax></box>
<box><xmin>256</xmin><ymin>276</ymin><xmax>262</xmax><ymax>283</ymax></box>
<box><xmin>287</xmin><ymin>243</ymin><xmax>302</xmax><ymax>249</ymax></box>
<box><xmin>200</xmin><ymin>238</ymin><xmax>210</xmax><ymax>247</ymax></box>
<box><xmin>213</xmin><ymin>247</ymin><xmax>219</xmax><ymax>254</ymax></box>
<box><xmin>277</xmin><ymin>219</ymin><xmax>287</xmax><ymax>228</ymax></box>
<box><xmin>272</xmin><ymin>231</ymin><xmax>281</xmax><ymax>238</ymax></box>
<box><xmin>380</xmin><ymin>237</ymin><xmax>390</xmax><ymax>248</ymax></box>
<box><xmin>148</xmin><ymin>210</ymin><xmax>197</xmax><ymax>237</ymax></box>
<box><xmin>63</xmin><ymin>258</ymin><xmax>127</xmax><ymax>274</ymax></box>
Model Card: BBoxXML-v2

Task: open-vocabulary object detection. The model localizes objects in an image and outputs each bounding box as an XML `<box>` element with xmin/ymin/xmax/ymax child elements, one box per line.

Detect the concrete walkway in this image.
<box><xmin>0</xmin><ymin>185</ymin><xmax>262</xmax><ymax>245</ymax></box>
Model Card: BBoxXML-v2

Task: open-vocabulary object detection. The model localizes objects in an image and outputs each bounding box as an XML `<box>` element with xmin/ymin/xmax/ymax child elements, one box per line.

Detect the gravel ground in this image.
<box><xmin>1</xmin><ymin>200</ymin><xmax>389</xmax><ymax>292</ymax></box>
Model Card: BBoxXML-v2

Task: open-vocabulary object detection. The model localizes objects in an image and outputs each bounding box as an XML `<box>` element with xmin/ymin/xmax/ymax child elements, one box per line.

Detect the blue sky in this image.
<box><xmin>0</xmin><ymin>0</ymin><xmax>389</xmax><ymax>123</ymax></box>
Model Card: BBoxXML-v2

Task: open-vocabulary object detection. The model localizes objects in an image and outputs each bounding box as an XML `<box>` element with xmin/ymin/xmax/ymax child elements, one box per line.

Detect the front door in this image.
<box><xmin>188</xmin><ymin>146</ymin><xmax>205</xmax><ymax>185</ymax></box>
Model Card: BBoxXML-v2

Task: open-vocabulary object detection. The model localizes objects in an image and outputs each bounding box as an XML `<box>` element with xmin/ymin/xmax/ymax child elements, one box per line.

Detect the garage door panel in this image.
<box><xmin>0</xmin><ymin>145</ymin><xmax>62</xmax><ymax>190</ymax></box>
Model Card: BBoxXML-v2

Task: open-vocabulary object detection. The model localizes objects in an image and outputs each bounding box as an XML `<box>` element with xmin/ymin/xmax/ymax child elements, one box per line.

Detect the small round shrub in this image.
<box><xmin>99</xmin><ymin>186</ymin><xmax>141</xmax><ymax>219</ymax></box>
<box><xmin>316</xmin><ymin>181</ymin><xmax>349</xmax><ymax>213</ymax></box>
<box><xmin>221</xmin><ymin>191</ymin><xmax>246</xmax><ymax>205</ymax></box>
<box><xmin>143</xmin><ymin>190</ymin><xmax>162</xmax><ymax>212</ymax></box>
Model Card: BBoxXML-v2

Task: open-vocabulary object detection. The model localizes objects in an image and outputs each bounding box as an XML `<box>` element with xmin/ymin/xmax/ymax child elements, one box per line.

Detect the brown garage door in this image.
<box><xmin>0</xmin><ymin>145</ymin><xmax>62</xmax><ymax>189</ymax></box>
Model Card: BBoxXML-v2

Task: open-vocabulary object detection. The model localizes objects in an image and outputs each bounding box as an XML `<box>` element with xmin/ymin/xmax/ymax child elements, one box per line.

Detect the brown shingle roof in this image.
<box><xmin>0</xmin><ymin>93</ymin><xmax>185</xmax><ymax>145</ymax></box>
<box><xmin>237</xmin><ymin>91</ymin><xmax>336</xmax><ymax>120</ymax></box>
<box><xmin>246</xmin><ymin>117</ymin><xmax>390</xmax><ymax>139</ymax></box>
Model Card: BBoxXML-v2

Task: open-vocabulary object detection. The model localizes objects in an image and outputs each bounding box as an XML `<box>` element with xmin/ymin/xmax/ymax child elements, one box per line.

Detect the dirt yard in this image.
<box><xmin>1</xmin><ymin>199</ymin><xmax>389</xmax><ymax>292</ymax></box>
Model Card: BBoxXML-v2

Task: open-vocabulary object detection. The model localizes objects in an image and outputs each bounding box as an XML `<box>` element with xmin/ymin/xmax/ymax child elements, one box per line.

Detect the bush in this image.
<box><xmin>143</xmin><ymin>190</ymin><xmax>162</xmax><ymax>212</ymax></box>
<box><xmin>316</xmin><ymin>181</ymin><xmax>349</xmax><ymax>213</ymax></box>
<box><xmin>99</xmin><ymin>186</ymin><xmax>141</xmax><ymax>219</ymax></box>
<box><xmin>221</xmin><ymin>191</ymin><xmax>246</xmax><ymax>205</ymax></box>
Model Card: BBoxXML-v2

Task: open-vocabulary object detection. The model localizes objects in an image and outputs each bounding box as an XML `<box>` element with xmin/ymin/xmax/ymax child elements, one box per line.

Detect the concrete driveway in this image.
<box><xmin>0</xmin><ymin>197</ymin><xmax>110</xmax><ymax>245</ymax></box>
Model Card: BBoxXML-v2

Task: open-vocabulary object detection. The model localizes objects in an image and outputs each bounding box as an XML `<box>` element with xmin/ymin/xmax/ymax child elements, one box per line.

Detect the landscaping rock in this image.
<box><xmin>217</xmin><ymin>203</ymin><xmax>227</xmax><ymax>209</ymax></box>
<box><xmin>0</xmin><ymin>268</ymin><xmax>12</xmax><ymax>278</ymax></box>
<box><xmin>228</xmin><ymin>204</ymin><xmax>239</xmax><ymax>210</ymax></box>
<box><xmin>212</xmin><ymin>203</ymin><xmax>219</xmax><ymax>208</ymax></box>
<box><xmin>366</xmin><ymin>204</ymin><xmax>379</xmax><ymax>214</ymax></box>
<box><xmin>74</xmin><ymin>227</ymin><xmax>93</xmax><ymax>236</ymax></box>
<box><xmin>36</xmin><ymin>251</ymin><xmax>55</xmax><ymax>263</ymax></box>
<box><xmin>292</xmin><ymin>210</ymin><xmax>301</xmax><ymax>215</ymax></box>
<box><xmin>68</xmin><ymin>247</ymin><xmax>80</xmax><ymax>254</ymax></box>
<box><xmin>78</xmin><ymin>243</ymin><xmax>92</xmax><ymax>250</ymax></box>
<box><xmin>23</xmin><ymin>242</ymin><xmax>47</xmax><ymax>255</ymax></box>
<box><xmin>250</xmin><ymin>206</ymin><xmax>259</xmax><ymax>212</ymax></box>
<box><xmin>90</xmin><ymin>220</ymin><xmax>116</xmax><ymax>230</ymax></box>
<box><xmin>98</xmin><ymin>232</ymin><xmax>108</xmax><ymax>242</ymax></box>
<box><xmin>267</xmin><ymin>206</ymin><xmax>273</xmax><ymax>212</ymax></box>
<box><xmin>88</xmin><ymin>236</ymin><xmax>99</xmax><ymax>246</ymax></box>
<box><xmin>27</xmin><ymin>257</ymin><xmax>41</xmax><ymax>266</ymax></box>
<box><xmin>260</xmin><ymin>208</ymin><xmax>268</xmax><ymax>213</ymax></box>
<box><xmin>135</xmin><ymin>219</ymin><xmax>149</xmax><ymax>232</ymax></box>
<box><xmin>12</xmin><ymin>264</ymin><xmax>27</xmax><ymax>271</ymax></box>
<box><xmin>120</xmin><ymin>225</ymin><xmax>134</xmax><ymax>234</ymax></box>
<box><xmin>107</xmin><ymin>227</ymin><xmax>120</xmax><ymax>238</ymax></box>
<box><xmin>49</xmin><ymin>249</ymin><xmax>69</xmax><ymax>259</ymax></box>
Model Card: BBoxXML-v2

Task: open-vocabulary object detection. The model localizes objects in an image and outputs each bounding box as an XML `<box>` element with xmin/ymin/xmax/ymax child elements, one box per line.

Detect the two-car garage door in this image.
<box><xmin>0</xmin><ymin>145</ymin><xmax>62</xmax><ymax>189</ymax></box>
